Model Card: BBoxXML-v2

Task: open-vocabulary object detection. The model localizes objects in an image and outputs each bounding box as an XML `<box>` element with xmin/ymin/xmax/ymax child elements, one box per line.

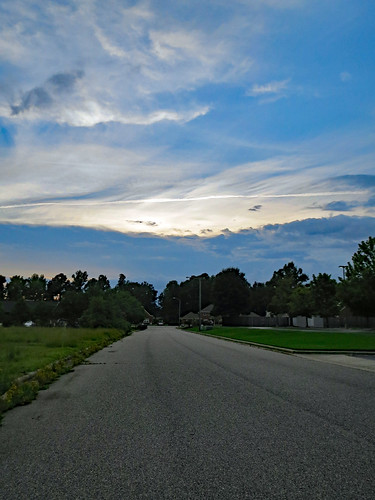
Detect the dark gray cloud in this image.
<box><xmin>322</xmin><ymin>201</ymin><xmax>356</xmax><ymax>212</ymax></box>
<box><xmin>47</xmin><ymin>70</ymin><xmax>84</xmax><ymax>93</ymax></box>
<box><xmin>248</xmin><ymin>204</ymin><xmax>262</xmax><ymax>212</ymax></box>
<box><xmin>127</xmin><ymin>220</ymin><xmax>158</xmax><ymax>226</ymax></box>
<box><xmin>330</xmin><ymin>175</ymin><xmax>375</xmax><ymax>188</ymax></box>
<box><xmin>11</xmin><ymin>87</ymin><xmax>52</xmax><ymax>115</ymax></box>
<box><xmin>10</xmin><ymin>70</ymin><xmax>84</xmax><ymax>116</ymax></box>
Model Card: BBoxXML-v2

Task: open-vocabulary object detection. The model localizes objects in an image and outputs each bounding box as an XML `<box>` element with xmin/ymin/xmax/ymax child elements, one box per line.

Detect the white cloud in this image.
<box><xmin>340</xmin><ymin>71</ymin><xmax>352</xmax><ymax>82</ymax></box>
<box><xmin>246</xmin><ymin>78</ymin><xmax>290</xmax><ymax>97</ymax></box>
<box><xmin>0</xmin><ymin>132</ymin><xmax>373</xmax><ymax>237</ymax></box>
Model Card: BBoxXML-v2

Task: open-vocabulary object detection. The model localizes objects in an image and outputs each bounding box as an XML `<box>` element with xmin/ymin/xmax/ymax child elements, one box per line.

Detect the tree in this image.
<box><xmin>70</xmin><ymin>270</ymin><xmax>88</xmax><ymax>292</ymax></box>
<box><xmin>267</xmin><ymin>262</ymin><xmax>308</xmax><ymax>288</ymax></box>
<box><xmin>80</xmin><ymin>293</ymin><xmax>129</xmax><ymax>330</ymax></box>
<box><xmin>33</xmin><ymin>301</ymin><xmax>57</xmax><ymax>326</ymax></box>
<box><xmin>46</xmin><ymin>273</ymin><xmax>70</xmax><ymax>301</ymax></box>
<box><xmin>0</xmin><ymin>301</ymin><xmax>4</xmax><ymax>324</ymax></box>
<box><xmin>10</xmin><ymin>299</ymin><xmax>31</xmax><ymax>325</ymax></box>
<box><xmin>116</xmin><ymin>273</ymin><xmax>127</xmax><ymax>290</ymax></box>
<box><xmin>288</xmin><ymin>286</ymin><xmax>313</xmax><ymax>327</ymax></box>
<box><xmin>6</xmin><ymin>276</ymin><xmax>27</xmax><ymax>301</ymax></box>
<box><xmin>25</xmin><ymin>274</ymin><xmax>47</xmax><ymax>301</ymax></box>
<box><xmin>97</xmin><ymin>274</ymin><xmax>110</xmax><ymax>291</ymax></box>
<box><xmin>125</xmin><ymin>281</ymin><xmax>158</xmax><ymax>316</ymax></box>
<box><xmin>249</xmin><ymin>282</ymin><xmax>273</xmax><ymax>316</ymax></box>
<box><xmin>58</xmin><ymin>290</ymin><xmax>89</xmax><ymax>326</ymax></box>
<box><xmin>0</xmin><ymin>275</ymin><xmax>6</xmax><ymax>300</ymax></box>
<box><xmin>110</xmin><ymin>290</ymin><xmax>145</xmax><ymax>324</ymax></box>
<box><xmin>310</xmin><ymin>273</ymin><xmax>339</xmax><ymax>327</ymax></box>
<box><xmin>339</xmin><ymin>236</ymin><xmax>375</xmax><ymax>318</ymax></box>
<box><xmin>212</xmin><ymin>268</ymin><xmax>250</xmax><ymax>320</ymax></box>
<box><xmin>267</xmin><ymin>262</ymin><xmax>309</xmax><ymax>324</ymax></box>
<box><xmin>159</xmin><ymin>280</ymin><xmax>181</xmax><ymax>324</ymax></box>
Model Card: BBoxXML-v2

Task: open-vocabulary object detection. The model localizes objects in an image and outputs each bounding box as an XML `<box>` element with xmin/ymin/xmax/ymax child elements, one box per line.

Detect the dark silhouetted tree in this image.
<box><xmin>6</xmin><ymin>276</ymin><xmax>27</xmax><ymax>301</ymax></box>
<box><xmin>212</xmin><ymin>268</ymin><xmax>250</xmax><ymax>320</ymax></box>
<box><xmin>46</xmin><ymin>273</ymin><xmax>70</xmax><ymax>301</ymax></box>
<box><xmin>339</xmin><ymin>236</ymin><xmax>375</xmax><ymax>318</ymax></box>
<box><xmin>310</xmin><ymin>273</ymin><xmax>339</xmax><ymax>327</ymax></box>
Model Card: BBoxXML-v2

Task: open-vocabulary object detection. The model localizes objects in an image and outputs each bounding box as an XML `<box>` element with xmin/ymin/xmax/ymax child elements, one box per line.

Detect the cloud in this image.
<box><xmin>127</xmin><ymin>220</ymin><xmax>158</xmax><ymax>227</ymax></box>
<box><xmin>10</xmin><ymin>70</ymin><xmax>84</xmax><ymax>116</ymax></box>
<box><xmin>5</xmin><ymin>70</ymin><xmax>210</xmax><ymax>126</ymax></box>
<box><xmin>322</xmin><ymin>201</ymin><xmax>356</xmax><ymax>212</ymax></box>
<box><xmin>0</xmin><ymin>131</ymin><xmax>373</xmax><ymax>237</ymax></box>
<box><xmin>246</xmin><ymin>79</ymin><xmax>290</xmax><ymax>97</ymax></box>
<box><xmin>340</xmin><ymin>71</ymin><xmax>352</xmax><ymax>82</ymax></box>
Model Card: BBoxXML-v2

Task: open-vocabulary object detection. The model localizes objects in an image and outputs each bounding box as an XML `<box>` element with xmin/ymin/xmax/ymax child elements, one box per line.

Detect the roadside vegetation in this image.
<box><xmin>0</xmin><ymin>326</ymin><xmax>130</xmax><ymax>419</ymax></box>
<box><xmin>160</xmin><ymin>236</ymin><xmax>375</xmax><ymax>326</ymax></box>
<box><xmin>189</xmin><ymin>327</ymin><xmax>375</xmax><ymax>350</ymax></box>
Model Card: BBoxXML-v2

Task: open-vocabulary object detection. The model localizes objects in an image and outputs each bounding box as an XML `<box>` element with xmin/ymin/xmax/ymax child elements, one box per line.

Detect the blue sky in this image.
<box><xmin>0</xmin><ymin>0</ymin><xmax>374</xmax><ymax>293</ymax></box>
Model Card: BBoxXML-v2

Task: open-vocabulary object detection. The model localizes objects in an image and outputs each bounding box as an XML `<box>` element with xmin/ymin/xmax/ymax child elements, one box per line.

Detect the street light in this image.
<box><xmin>172</xmin><ymin>297</ymin><xmax>181</xmax><ymax>326</ymax></box>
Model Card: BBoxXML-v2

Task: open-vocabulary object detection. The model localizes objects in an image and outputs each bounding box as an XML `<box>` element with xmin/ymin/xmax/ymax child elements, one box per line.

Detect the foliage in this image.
<box><xmin>25</xmin><ymin>274</ymin><xmax>47</xmax><ymax>301</ymax></box>
<box><xmin>249</xmin><ymin>282</ymin><xmax>273</xmax><ymax>316</ymax></box>
<box><xmin>46</xmin><ymin>273</ymin><xmax>70</xmax><ymax>301</ymax></box>
<box><xmin>33</xmin><ymin>301</ymin><xmax>57</xmax><ymax>326</ymax></box>
<box><xmin>70</xmin><ymin>270</ymin><xmax>89</xmax><ymax>292</ymax></box>
<box><xmin>160</xmin><ymin>274</ymin><xmax>213</xmax><ymax>324</ymax></box>
<box><xmin>267</xmin><ymin>262</ymin><xmax>308</xmax><ymax>288</ymax></box>
<box><xmin>267</xmin><ymin>262</ymin><xmax>309</xmax><ymax>321</ymax></box>
<box><xmin>80</xmin><ymin>292</ymin><xmax>130</xmax><ymax>329</ymax></box>
<box><xmin>6</xmin><ymin>276</ymin><xmax>27</xmax><ymax>301</ymax></box>
<box><xmin>10</xmin><ymin>299</ymin><xmax>31</xmax><ymax>325</ymax></box>
<box><xmin>212</xmin><ymin>268</ymin><xmax>250</xmax><ymax>318</ymax></box>
<box><xmin>339</xmin><ymin>236</ymin><xmax>375</xmax><ymax>317</ymax></box>
<box><xmin>0</xmin><ymin>275</ymin><xmax>6</xmax><ymax>300</ymax></box>
<box><xmin>116</xmin><ymin>275</ymin><xmax>159</xmax><ymax>316</ymax></box>
<box><xmin>58</xmin><ymin>290</ymin><xmax>89</xmax><ymax>326</ymax></box>
<box><xmin>310</xmin><ymin>273</ymin><xmax>339</xmax><ymax>325</ymax></box>
<box><xmin>288</xmin><ymin>286</ymin><xmax>313</xmax><ymax>325</ymax></box>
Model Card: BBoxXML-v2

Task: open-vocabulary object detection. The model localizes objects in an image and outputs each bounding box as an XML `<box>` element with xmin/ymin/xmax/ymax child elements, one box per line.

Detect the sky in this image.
<box><xmin>0</xmin><ymin>0</ymin><xmax>375</xmax><ymax>293</ymax></box>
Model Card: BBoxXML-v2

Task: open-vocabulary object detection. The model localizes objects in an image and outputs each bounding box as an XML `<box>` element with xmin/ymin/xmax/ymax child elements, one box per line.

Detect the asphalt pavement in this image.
<box><xmin>1</xmin><ymin>326</ymin><xmax>374</xmax><ymax>499</ymax></box>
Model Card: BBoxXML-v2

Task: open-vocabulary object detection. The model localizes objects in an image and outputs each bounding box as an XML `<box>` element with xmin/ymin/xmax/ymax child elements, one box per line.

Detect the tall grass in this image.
<box><xmin>0</xmin><ymin>326</ymin><xmax>125</xmax><ymax>396</ymax></box>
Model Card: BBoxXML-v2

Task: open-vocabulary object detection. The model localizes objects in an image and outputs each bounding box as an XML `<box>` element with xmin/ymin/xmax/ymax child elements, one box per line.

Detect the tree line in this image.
<box><xmin>0</xmin><ymin>272</ymin><xmax>158</xmax><ymax>329</ymax></box>
<box><xmin>160</xmin><ymin>236</ymin><xmax>375</xmax><ymax>325</ymax></box>
<box><xmin>0</xmin><ymin>236</ymin><xmax>374</xmax><ymax>328</ymax></box>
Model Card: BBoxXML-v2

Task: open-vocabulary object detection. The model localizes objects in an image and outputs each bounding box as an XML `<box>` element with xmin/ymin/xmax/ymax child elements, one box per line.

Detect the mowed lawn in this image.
<box><xmin>193</xmin><ymin>327</ymin><xmax>375</xmax><ymax>350</ymax></box>
<box><xmin>0</xmin><ymin>327</ymin><xmax>125</xmax><ymax>395</ymax></box>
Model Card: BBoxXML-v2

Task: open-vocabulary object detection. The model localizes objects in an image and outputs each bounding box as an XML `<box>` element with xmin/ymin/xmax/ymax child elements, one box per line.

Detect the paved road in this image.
<box><xmin>1</xmin><ymin>326</ymin><xmax>375</xmax><ymax>499</ymax></box>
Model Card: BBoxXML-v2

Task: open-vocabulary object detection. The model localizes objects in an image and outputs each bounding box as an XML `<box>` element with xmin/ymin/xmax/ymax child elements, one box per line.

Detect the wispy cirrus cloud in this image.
<box><xmin>0</xmin><ymin>132</ymin><xmax>374</xmax><ymax>237</ymax></box>
<box><xmin>247</xmin><ymin>79</ymin><xmax>290</xmax><ymax>96</ymax></box>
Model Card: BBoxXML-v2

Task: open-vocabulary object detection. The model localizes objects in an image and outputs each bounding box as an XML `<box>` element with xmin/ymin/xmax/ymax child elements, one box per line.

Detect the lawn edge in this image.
<box><xmin>0</xmin><ymin>328</ymin><xmax>133</xmax><ymax>422</ymax></box>
<box><xmin>188</xmin><ymin>329</ymin><xmax>375</xmax><ymax>355</ymax></box>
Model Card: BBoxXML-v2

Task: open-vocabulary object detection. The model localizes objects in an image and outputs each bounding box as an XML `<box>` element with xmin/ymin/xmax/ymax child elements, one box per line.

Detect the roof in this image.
<box><xmin>181</xmin><ymin>311</ymin><xmax>199</xmax><ymax>320</ymax></box>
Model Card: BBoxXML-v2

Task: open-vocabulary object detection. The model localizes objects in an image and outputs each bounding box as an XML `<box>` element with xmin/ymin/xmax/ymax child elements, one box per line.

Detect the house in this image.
<box><xmin>181</xmin><ymin>311</ymin><xmax>200</xmax><ymax>326</ymax></box>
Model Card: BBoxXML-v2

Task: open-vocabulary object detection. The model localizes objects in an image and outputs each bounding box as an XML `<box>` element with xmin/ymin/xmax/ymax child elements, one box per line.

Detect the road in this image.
<box><xmin>1</xmin><ymin>326</ymin><xmax>375</xmax><ymax>499</ymax></box>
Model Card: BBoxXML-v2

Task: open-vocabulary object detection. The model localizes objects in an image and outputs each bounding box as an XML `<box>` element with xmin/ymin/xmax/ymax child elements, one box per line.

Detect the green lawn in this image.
<box><xmin>191</xmin><ymin>327</ymin><xmax>375</xmax><ymax>350</ymax></box>
<box><xmin>0</xmin><ymin>326</ymin><xmax>126</xmax><ymax>396</ymax></box>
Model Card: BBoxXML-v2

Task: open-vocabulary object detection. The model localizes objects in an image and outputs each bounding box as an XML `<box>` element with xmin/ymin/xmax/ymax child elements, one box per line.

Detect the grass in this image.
<box><xmin>0</xmin><ymin>326</ymin><xmax>130</xmax><ymax>417</ymax></box>
<box><xmin>190</xmin><ymin>327</ymin><xmax>375</xmax><ymax>351</ymax></box>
